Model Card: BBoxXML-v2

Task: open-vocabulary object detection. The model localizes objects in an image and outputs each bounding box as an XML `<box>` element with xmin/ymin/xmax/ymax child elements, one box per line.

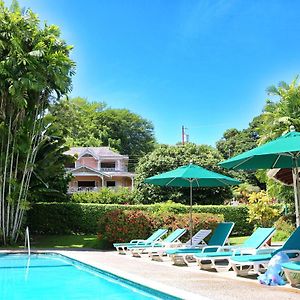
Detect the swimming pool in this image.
<box><xmin>0</xmin><ymin>253</ymin><xmax>180</xmax><ymax>299</ymax></box>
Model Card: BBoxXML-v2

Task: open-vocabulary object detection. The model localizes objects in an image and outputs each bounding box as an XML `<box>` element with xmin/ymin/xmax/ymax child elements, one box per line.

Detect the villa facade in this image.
<box><xmin>64</xmin><ymin>147</ymin><xmax>135</xmax><ymax>193</ymax></box>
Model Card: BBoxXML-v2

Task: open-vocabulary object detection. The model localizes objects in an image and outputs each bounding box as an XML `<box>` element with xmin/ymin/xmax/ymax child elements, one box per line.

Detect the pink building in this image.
<box><xmin>64</xmin><ymin>147</ymin><xmax>135</xmax><ymax>193</ymax></box>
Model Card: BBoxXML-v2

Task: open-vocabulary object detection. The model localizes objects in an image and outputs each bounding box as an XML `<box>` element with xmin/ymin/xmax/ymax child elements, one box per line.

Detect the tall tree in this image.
<box><xmin>134</xmin><ymin>143</ymin><xmax>233</xmax><ymax>204</ymax></box>
<box><xmin>258</xmin><ymin>77</ymin><xmax>300</xmax><ymax>142</ymax></box>
<box><xmin>50</xmin><ymin>97</ymin><xmax>156</xmax><ymax>167</ymax></box>
<box><xmin>256</xmin><ymin>77</ymin><xmax>300</xmax><ymax>204</ymax></box>
<box><xmin>0</xmin><ymin>2</ymin><xmax>75</xmax><ymax>244</ymax></box>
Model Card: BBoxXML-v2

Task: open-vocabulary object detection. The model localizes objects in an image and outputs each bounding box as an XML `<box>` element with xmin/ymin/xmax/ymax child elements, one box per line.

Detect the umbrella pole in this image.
<box><xmin>189</xmin><ymin>181</ymin><xmax>193</xmax><ymax>245</ymax></box>
<box><xmin>292</xmin><ymin>157</ymin><xmax>300</xmax><ymax>227</ymax></box>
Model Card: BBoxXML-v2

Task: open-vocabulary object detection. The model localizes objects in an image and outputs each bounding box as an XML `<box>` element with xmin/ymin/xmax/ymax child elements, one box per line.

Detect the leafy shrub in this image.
<box><xmin>273</xmin><ymin>217</ymin><xmax>295</xmax><ymax>242</ymax></box>
<box><xmin>71</xmin><ymin>187</ymin><xmax>137</xmax><ymax>204</ymax></box>
<box><xmin>98</xmin><ymin>210</ymin><xmax>152</xmax><ymax>244</ymax></box>
<box><xmin>97</xmin><ymin>209</ymin><xmax>223</xmax><ymax>246</ymax></box>
<box><xmin>248</xmin><ymin>191</ymin><xmax>280</xmax><ymax>228</ymax></box>
<box><xmin>28</xmin><ymin>202</ymin><xmax>281</xmax><ymax>235</ymax></box>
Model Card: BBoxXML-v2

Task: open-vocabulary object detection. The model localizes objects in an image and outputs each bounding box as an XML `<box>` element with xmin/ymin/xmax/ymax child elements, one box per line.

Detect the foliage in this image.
<box><xmin>272</xmin><ymin>216</ymin><xmax>295</xmax><ymax>242</ymax></box>
<box><xmin>232</xmin><ymin>183</ymin><xmax>261</xmax><ymax>203</ymax></box>
<box><xmin>248</xmin><ymin>191</ymin><xmax>280</xmax><ymax>227</ymax></box>
<box><xmin>96</xmin><ymin>109</ymin><xmax>156</xmax><ymax>168</ymax></box>
<box><xmin>29</xmin><ymin>129</ymin><xmax>74</xmax><ymax>203</ymax></box>
<box><xmin>216</xmin><ymin>117</ymin><xmax>265</xmax><ymax>188</ymax></box>
<box><xmin>50</xmin><ymin>97</ymin><xmax>156</xmax><ymax>168</ymax></box>
<box><xmin>0</xmin><ymin>2</ymin><xmax>75</xmax><ymax>244</ymax></box>
<box><xmin>27</xmin><ymin>202</ymin><xmax>269</xmax><ymax>236</ymax></box>
<box><xmin>97</xmin><ymin>209</ymin><xmax>222</xmax><ymax>246</ymax></box>
<box><xmin>254</xmin><ymin>77</ymin><xmax>300</xmax><ymax>205</ymax></box>
<box><xmin>97</xmin><ymin>210</ymin><xmax>152</xmax><ymax>244</ymax></box>
<box><xmin>258</xmin><ymin>77</ymin><xmax>300</xmax><ymax>142</ymax></box>
<box><xmin>134</xmin><ymin>143</ymin><xmax>233</xmax><ymax>205</ymax></box>
<box><xmin>71</xmin><ymin>187</ymin><xmax>137</xmax><ymax>204</ymax></box>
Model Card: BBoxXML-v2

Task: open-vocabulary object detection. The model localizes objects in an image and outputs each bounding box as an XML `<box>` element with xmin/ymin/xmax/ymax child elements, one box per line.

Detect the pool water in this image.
<box><xmin>0</xmin><ymin>253</ymin><xmax>179</xmax><ymax>300</ymax></box>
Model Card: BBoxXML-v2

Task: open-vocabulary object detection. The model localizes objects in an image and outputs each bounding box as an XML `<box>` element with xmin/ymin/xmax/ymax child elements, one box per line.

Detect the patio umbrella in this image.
<box><xmin>144</xmin><ymin>163</ymin><xmax>240</xmax><ymax>244</ymax></box>
<box><xmin>267</xmin><ymin>168</ymin><xmax>294</xmax><ymax>186</ymax></box>
<box><xmin>219</xmin><ymin>128</ymin><xmax>300</xmax><ymax>227</ymax></box>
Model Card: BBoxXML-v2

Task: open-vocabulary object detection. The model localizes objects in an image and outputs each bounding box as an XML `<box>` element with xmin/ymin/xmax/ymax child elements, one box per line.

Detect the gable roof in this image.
<box><xmin>69</xmin><ymin>165</ymin><xmax>109</xmax><ymax>177</ymax></box>
<box><xmin>64</xmin><ymin>147</ymin><xmax>128</xmax><ymax>159</ymax></box>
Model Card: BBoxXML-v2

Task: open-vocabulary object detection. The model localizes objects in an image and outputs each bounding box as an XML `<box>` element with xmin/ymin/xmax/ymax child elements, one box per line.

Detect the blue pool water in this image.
<box><xmin>0</xmin><ymin>253</ymin><xmax>179</xmax><ymax>300</ymax></box>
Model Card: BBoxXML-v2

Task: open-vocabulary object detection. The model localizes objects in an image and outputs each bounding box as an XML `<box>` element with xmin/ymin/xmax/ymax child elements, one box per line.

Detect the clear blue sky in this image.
<box><xmin>9</xmin><ymin>0</ymin><xmax>300</xmax><ymax>146</ymax></box>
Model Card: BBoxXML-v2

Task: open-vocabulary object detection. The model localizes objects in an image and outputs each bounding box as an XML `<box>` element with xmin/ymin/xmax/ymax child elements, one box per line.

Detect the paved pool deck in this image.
<box><xmin>55</xmin><ymin>250</ymin><xmax>300</xmax><ymax>300</ymax></box>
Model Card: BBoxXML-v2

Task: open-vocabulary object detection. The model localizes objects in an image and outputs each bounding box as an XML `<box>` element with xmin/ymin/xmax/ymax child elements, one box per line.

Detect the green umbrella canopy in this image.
<box><xmin>144</xmin><ymin>163</ymin><xmax>240</xmax><ymax>187</ymax></box>
<box><xmin>145</xmin><ymin>163</ymin><xmax>240</xmax><ymax>244</ymax></box>
<box><xmin>219</xmin><ymin>131</ymin><xmax>300</xmax><ymax>170</ymax></box>
<box><xmin>219</xmin><ymin>129</ymin><xmax>300</xmax><ymax>227</ymax></box>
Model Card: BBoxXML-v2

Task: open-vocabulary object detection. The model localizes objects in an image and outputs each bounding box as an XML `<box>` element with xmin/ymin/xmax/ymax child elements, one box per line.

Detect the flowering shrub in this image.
<box><xmin>97</xmin><ymin>209</ymin><xmax>223</xmax><ymax>246</ymax></box>
<box><xmin>98</xmin><ymin>210</ymin><xmax>152</xmax><ymax>244</ymax></box>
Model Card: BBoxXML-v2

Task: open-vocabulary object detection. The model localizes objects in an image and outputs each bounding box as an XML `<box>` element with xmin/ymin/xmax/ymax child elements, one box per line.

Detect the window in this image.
<box><xmin>78</xmin><ymin>181</ymin><xmax>95</xmax><ymax>187</ymax></box>
<box><xmin>106</xmin><ymin>181</ymin><xmax>116</xmax><ymax>187</ymax></box>
<box><xmin>82</xmin><ymin>153</ymin><xmax>93</xmax><ymax>158</ymax></box>
<box><xmin>101</xmin><ymin>162</ymin><xmax>116</xmax><ymax>169</ymax></box>
<box><xmin>65</xmin><ymin>162</ymin><xmax>75</xmax><ymax>168</ymax></box>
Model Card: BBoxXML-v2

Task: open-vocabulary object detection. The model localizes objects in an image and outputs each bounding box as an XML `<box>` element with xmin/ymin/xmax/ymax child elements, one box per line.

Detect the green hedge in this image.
<box><xmin>27</xmin><ymin>202</ymin><xmax>258</xmax><ymax>235</ymax></box>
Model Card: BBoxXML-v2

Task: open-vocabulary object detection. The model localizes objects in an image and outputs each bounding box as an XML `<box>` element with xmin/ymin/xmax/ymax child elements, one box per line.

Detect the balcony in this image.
<box><xmin>100</xmin><ymin>167</ymin><xmax>116</xmax><ymax>171</ymax></box>
<box><xmin>68</xmin><ymin>186</ymin><xmax>120</xmax><ymax>193</ymax></box>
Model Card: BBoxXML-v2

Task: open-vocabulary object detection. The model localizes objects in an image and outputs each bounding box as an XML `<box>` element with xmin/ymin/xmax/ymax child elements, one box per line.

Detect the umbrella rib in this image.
<box><xmin>165</xmin><ymin>176</ymin><xmax>187</xmax><ymax>186</ymax></box>
<box><xmin>216</xmin><ymin>178</ymin><xmax>231</xmax><ymax>186</ymax></box>
<box><xmin>231</xmin><ymin>156</ymin><xmax>252</xmax><ymax>169</ymax></box>
<box><xmin>271</xmin><ymin>155</ymin><xmax>281</xmax><ymax>168</ymax></box>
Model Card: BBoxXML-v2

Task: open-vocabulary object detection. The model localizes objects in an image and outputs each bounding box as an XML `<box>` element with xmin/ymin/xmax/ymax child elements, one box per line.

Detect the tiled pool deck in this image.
<box><xmin>1</xmin><ymin>249</ymin><xmax>300</xmax><ymax>299</ymax></box>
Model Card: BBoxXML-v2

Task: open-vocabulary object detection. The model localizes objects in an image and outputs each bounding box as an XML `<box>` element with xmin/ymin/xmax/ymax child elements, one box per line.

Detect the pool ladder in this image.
<box><xmin>25</xmin><ymin>226</ymin><xmax>31</xmax><ymax>256</ymax></box>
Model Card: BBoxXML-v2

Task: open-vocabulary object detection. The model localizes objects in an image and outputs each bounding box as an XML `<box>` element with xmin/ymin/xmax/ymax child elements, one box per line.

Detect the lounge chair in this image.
<box><xmin>129</xmin><ymin>228</ymin><xmax>187</xmax><ymax>257</ymax></box>
<box><xmin>166</xmin><ymin>222</ymin><xmax>235</xmax><ymax>266</ymax></box>
<box><xmin>230</xmin><ymin>226</ymin><xmax>300</xmax><ymax>276</ymax></box>
<box><xmin>282</xmin><ymin>261</ymin><xmax>300</xmax><ymax>287</ymax></box>
<box><xmin>113</xmin><ymin>228</ymin><xmax>168</xmax><ymax>254</ymax></box>
<box><xmin>149</xmin><ymin>228</ymin><xmax>212</xmax><ymax>262</ymax></box>
<box><xmin>194</xmin><ymin>227</ymin><xmax>276</xmax><ymax>272</ymax></box>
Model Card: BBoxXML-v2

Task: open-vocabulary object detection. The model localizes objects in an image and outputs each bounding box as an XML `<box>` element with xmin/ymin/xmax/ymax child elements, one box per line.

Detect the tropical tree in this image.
<box><xmin>50</xmin><ymin>97</ymin><xmax>156</xmax><ymax>168</ymax></box>
<box><xmin>216</xmin><ymin>117</ymin><xmax>263</xmax><ymax>188</ymax></box>
<box><xmin>134</xmin><ymin>143</ymin><xmax>233</xmax><ymax>204</ymax></box>
<box><xmin>0</xmin><ymin>2</ymin><xmax>75</xmax><ymax>244</ymax></box>
<box><xmin>255</xmin><ymin>77</ymin><xmax>300</xmax><ymax>205</ymax></box>
<box><xmin>258</xmin><ymin>77</ymin><xmax>300</xmax><ymax>142</ymax></box>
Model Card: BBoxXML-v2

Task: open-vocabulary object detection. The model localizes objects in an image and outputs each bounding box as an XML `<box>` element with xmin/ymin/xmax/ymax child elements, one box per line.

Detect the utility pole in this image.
<box><xmin>182</xmin><ymin>126</ymin><xmax>189</xmax><ymax>144</ymax></box>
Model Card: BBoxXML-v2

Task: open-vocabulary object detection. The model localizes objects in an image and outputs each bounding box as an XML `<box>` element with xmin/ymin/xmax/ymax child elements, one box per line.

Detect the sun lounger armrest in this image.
<box><xmin>152</xmin><ymin>241</ymin><xmax>182</xmax><ymax>248</ymax></box>
<box><xmin>281</xmin><ymin>249</ymin><xmax>300</xmax><ymax>259</ymax></box>
<box><xmin>130</xmin><ymin>239</ymin><xmax>147</xmax><ymax>245</ymax></box>
<box><xmin>201</xmin><ymin>246</ymin><xmax>222</xmax><ymax>253</ymax></box>
<box><xmin>238</xmin><ymin>247</ymin><xmax>275</xmax><ymax>255</ymax></box>
<box><xmin>217</xmin><ymin>245</ymin><xmax>239</xmax><ymax>252</ymax></box>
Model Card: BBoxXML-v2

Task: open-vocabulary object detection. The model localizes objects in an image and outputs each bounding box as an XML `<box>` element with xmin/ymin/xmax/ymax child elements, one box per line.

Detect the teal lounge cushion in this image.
<box><xmin>166</xmin><ymin>248</ymin><xmax>202</xmax><ymax>255</ymax></box>
<box><xmin>282</xmin><ymin>261</ymin><xmax>300</xmax><ymax>271</ymax></box>
<box><xmin>195</xmin><ymin>251</ymin><xmax>235</xmax><ymax>259</ymax></box>
<box><xmin>230</xmin><ymin>253</ymin><xmax>272</xmax><ymax>263</ymax></box>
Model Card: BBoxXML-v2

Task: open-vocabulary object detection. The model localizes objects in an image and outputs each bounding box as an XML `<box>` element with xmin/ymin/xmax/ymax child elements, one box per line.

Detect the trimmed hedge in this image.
<box><xmin>27</xmin><ymin>202</ymin><xmax>257</xmax><ymax>235</ymax></box>
<box><xmin>98</xmin><ymin>209</ymin><xmax>223</xmax><ymax>245</ymax></box>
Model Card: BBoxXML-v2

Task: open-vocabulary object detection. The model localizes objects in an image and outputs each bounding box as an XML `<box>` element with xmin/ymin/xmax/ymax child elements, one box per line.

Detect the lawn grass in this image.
<box><xmin>229</xmin><ymin>236</ymin><xmax>248</xmax><ymax>245</ymax></box>
<box><xmin>0</xmin><ymin>234</ymin><xmax>104</xmax><ymax>250</ymax></box>
<box><xmin>31</xmin><ymin>234</ymin><xmax>103</xmax><ymax>249</ymax></box>
<box><xmin>0</xmin><ymin>234</ymin><xmax>284</xmax><ymax>249</ymax></box>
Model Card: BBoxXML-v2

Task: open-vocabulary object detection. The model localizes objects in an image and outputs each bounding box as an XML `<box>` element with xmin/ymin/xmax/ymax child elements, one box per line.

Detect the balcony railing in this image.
<box><xmin>68</xmin><ymin>186</ymin><xmax>120</xmax><ymax>193</ymax></box>
<box><xmin>100</xmin><ymin>167</ymin><xmax>116</xmax><ymax>171</ymax></box>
